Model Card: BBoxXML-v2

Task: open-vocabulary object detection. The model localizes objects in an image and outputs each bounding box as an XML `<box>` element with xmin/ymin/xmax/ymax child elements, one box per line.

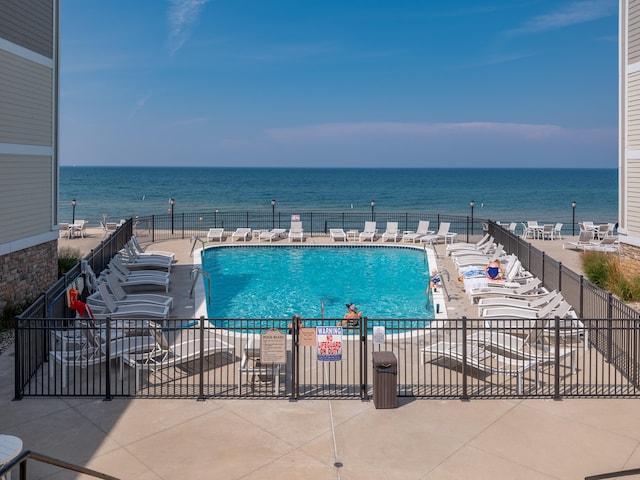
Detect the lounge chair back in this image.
<box><xmin>98</xmin><ymin>282</ymin><xmax>119</xmax><ymax>313</ymax></box>
<box><xmin>363</xmin><ymin>221</ymin><xmax>376</xmax><ymax>233</ymax></box>
<box><xmin>436</xmin><ymin>222</ymin><xmax>450</xmax><ymax>236</ymax></box>
<box><xmin>105</xmin><ymin>271</ymin><xmax>128</xmax><ymax>300</ymax></box>
<box><xmin>416</xmin><ymin>220</ymin><xmax>430</xmax><ymax>235</ymax></box>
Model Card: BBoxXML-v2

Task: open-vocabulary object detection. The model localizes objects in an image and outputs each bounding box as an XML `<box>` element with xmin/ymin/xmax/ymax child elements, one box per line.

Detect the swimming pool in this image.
<box><xmin>200</xmin><ymin>245</ymin><xmax>434</xmax><ymax>323</ymax></box>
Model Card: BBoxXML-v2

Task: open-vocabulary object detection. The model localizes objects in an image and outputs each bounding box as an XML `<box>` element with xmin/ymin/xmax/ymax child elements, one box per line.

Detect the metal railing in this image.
<box><xmin>13</xmin><ymin>315</ymin><xmax>640</xmax><ymax>399</ymax></box>
<box><xmin>12</xmin><ymin>212</ymin><xmax>640</xmax><ymax>400</ymax></box>
<box><xmin>135</xmin><ymin>211</ymin><xmax>480</xmax><ymax>243</ymax></box>
<box><xmin>0</xmin><ymin>450</ymin><xmax>119</xmax><ymax>479</ymax></box>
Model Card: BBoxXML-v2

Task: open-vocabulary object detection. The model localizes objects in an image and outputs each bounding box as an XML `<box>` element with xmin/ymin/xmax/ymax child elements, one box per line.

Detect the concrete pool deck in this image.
<box><xmin>0</xmin><ymin>230</ymin><xmax>637</xmax><ymax>479</ymax></box>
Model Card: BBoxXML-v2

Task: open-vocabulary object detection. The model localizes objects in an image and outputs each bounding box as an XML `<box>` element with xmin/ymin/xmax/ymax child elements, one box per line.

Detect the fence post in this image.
<box><xmin>606</xmin><ymin>293</ymin><xmax>613</xmax><ymax>363</ymax></box>
<box><xmin>181</xmin><ymin>213</ymin><xmax>185</xmax><ymax>240</ymax></box>
<box><xmin>151</xmin><ymin>215</ymin><xmax>155</xmax><ymax>242</ymax></box>
<box><xmin>13</xmin><ymin>321</ymin><xmax>22</xmax><ymax>400</ymax></box>
<box><xmin>461</xmin><ymin>317</ymin><xmax>468</xmax><ymax>400</ymax></box>
<box><xmin>290</xmin><ymin>317</ymin><xmax>298</xmax><ymax>401</ymax></box>
<box><xmin>558</xmin><ymin>262</ymin><xmax>562</xmax><ymax>292</ymax></box>
<box><xmin>198</xmin><ymin>316</ymin><xmax>206</xmax><ymax>401</ymax></box>
<box><xmin>553</xmin><ymin>316</ymin><xmax>561</xmax><ymax>399</ymax></box>
<box><xmin>361</xmin><ymin>317</ymin><xmax>368</xmax><ymax>401</ymax></box>
<box><xmin>579</xmin><ymin>275</ymin><xmax>585</xmax><ymax>318</ymax></box>
<box><xmin>104</xmin><ymin>318</ymin><xmax>112</xmax><ymax>401</ymax></box>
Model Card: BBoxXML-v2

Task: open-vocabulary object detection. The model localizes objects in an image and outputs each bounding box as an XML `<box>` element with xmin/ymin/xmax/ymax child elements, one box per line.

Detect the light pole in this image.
<box><xmin>169</xmin><ymin>198</ymin><xmax>175</xmax><ymax>234</ymax></box>
<box><xmin>571</xmin><ymin>200</ymin><xmax>576</xmax><ymax>236</ymax></box>
<box><xmin>470</xmin><ymin>200</ymin><xmax>475</xmax><ymax>237</ymax></box>
<box><xmin>371</xmin><ymin>200</ymin><xmax>375</xmax><ymax>221</ymax></box>
<box><xmin>71</xmin><ymin>199</ymin><xmax>76</xmax><ymax>224</ymax></box>
<box><xmin>271</xmin><ymin>199</ymin><xmax>276</xmax><ymax>229</ymax></box>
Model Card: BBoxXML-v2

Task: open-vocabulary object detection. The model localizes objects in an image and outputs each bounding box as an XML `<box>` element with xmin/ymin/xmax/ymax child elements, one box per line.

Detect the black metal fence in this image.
<box><xmin>12</xmin><ymin>213</ymin><xmax>640</xmax><ymax>400</ymax></box>
<box><xmin>14</xmin><ymin>315</ymin><xmax>640</xmax><ymax>399</ymax></box>
<box><xmin>136</xmin><ymin>211</ymin><xmax>479</xmax><ymax>243</ymax></box>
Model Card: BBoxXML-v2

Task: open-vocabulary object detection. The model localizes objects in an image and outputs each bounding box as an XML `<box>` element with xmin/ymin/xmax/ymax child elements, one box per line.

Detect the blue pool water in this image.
<box><xmin>201</xmin><ymin>246</ymin><xmax>434</xmax><ymax>325</ymax></box>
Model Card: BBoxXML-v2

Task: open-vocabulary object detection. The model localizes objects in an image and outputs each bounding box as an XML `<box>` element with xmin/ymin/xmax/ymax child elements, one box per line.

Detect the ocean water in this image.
<box><xmin>59</xmin><ymin>167</ymin><xmax>618</xmax><ymax>227</ymax></box>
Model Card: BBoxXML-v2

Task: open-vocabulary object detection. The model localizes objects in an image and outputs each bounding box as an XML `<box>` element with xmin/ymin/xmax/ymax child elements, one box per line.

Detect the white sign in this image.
<box><xmin>373</xmin><ymin>326</ymin><xmax>385</xmax><ymax>345</ymax></box>
<box><xmin>316</xmin><ymin>326</ymin><xmax>343</xmax><ymax>361</ymax></box>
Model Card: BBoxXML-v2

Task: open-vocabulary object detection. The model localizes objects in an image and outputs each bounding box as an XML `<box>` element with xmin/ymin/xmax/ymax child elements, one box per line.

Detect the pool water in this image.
<box><xmin>201</xmin><ymin>246</ymin><xmax>434</xmax><ymax>323</ymax></box>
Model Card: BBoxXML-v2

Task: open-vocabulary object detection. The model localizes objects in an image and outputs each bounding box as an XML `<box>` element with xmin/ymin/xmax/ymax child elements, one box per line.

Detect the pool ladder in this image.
<box><xmin>190</xmin><ymin>267</ymin><xmax>212</xmax><ymax>305</ymax></box>
<box><xmin>189</xmin><ymin>236</ymin><xmax>207</xmax><ymax>257</ymax></box>
<box><xmin>427</xmin><ymin>268</ymin><xmax>450</xmax><ymax>305</ymax></box>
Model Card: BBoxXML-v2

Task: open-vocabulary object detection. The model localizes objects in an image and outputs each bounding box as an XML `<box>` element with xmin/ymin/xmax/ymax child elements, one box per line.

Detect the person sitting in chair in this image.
<box><xmin>338</xmin><ymin>303</ymin><xmax>362</xmax><ymax>327</ymax></box>
<box><xmin>484</xmin><ymin>258</ymin><xmax>505</xmax><ymax>282</ymax></box>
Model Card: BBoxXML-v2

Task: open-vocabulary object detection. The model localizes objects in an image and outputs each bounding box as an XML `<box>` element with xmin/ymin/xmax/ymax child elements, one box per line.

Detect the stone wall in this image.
<box><xmin>621</xmin><ymin>243</ymin><xmax>640</xmax><ymax>264</ymax></box>
<box><xmin>0</xmin><ymin>240</ymin><xmax>58</xmax><ymax>312</ymax></box>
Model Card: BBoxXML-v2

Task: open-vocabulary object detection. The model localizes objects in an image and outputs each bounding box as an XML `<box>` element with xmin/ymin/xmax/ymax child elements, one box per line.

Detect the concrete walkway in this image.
<box><xmin>0</xmin><ymin>230</ymin><xmax>637</xmax><ymax>479</ymax></box>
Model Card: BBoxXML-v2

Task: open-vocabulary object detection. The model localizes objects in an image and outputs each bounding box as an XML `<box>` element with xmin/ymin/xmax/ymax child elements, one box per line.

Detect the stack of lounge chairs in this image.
<box><xmin>422</xmin><ymin>232</ymin><xmax>585</xmax><ymax>394</ymax></box>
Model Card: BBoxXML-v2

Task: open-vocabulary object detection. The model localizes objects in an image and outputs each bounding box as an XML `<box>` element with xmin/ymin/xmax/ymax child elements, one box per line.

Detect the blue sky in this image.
<box><xmin>59</xmin><ymin>0</ymin><xmax>619</xmax><ymax>168</ymax></box>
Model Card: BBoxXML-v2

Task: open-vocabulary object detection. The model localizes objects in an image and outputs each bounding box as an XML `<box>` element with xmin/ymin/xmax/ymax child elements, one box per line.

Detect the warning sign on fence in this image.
<box><xmin>316</xmin><ymin>326</ymin><xmax>343</xmax><ymax>361</ymax></box>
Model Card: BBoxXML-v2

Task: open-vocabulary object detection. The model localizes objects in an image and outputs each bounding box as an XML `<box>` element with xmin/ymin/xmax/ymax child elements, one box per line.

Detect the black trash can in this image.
<box><xmin>372</xmin><ymin>351</ymin><xmax>398</xmax><ymax>409</ymax></box>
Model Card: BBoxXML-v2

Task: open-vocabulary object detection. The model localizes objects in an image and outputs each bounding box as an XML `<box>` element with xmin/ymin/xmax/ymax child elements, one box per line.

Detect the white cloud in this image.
<box><xmin>127</xmin><ymin>91</ymin><xmax>153</xmax><ymax>120</ymax></box>
<box><xmin>509</xmin><ymin>0</ymin><xmax>617</xmax><ymax>35</ymax></box>
<box><xmin>264</xmin><ymin>122</ymin><xmax>569</xmax><ymax>143</ymax></box>
<box><xmin>167</xmin><ymin>0</ymin><xmax>211</xmax><ymax>55</ymax></box>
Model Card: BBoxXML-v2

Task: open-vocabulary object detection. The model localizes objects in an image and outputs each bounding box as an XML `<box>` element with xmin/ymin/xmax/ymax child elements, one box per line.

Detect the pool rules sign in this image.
<box><xmin>316</xmin><ymin>326</ymin><xmax>343</xmax><ymax>361</ymax></box>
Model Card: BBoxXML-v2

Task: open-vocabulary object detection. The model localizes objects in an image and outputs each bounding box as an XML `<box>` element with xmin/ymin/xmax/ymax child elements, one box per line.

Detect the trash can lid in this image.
<box><xmin>372</xmin><ymin>351</ymin><xmax>397</xmax><ymax>367</ymax></box>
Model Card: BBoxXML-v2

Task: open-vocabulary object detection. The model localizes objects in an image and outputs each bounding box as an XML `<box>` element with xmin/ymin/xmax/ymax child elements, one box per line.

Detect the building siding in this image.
<box><xmin>0</xmin><ymin>157</ymin><xmax>53</xmax><ymax>244</ymax></box>
<box><xmin>0</xmin><ymin>0</ymin><xmax>59</xmax><ymax>313</ymax></box>
<box><xmin>0</xmin><ymin>0</ymin><xmax>53</xmax><ymax>58</ymax></box>
<box><xmin>0</xmin><ymin>49</ymin><xmax>52</xmax><ymax>146</ymax></box>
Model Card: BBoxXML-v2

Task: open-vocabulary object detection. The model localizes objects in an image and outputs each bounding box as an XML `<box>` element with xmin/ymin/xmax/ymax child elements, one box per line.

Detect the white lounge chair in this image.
<box><xmin>420</xmin><ymin>222</ymin><xmax>451</xmax><ymax>245</ymax></box>
<box><xmin>453</xmin><ymin>244</ymin><xmax>505</xmax><ymax>269</ymax></box>
<box><xmin>107</xmin><ymin>260</ymin><xmax>171</xmax><ymax>293</ymax></box>
<box><xmin>480</xmin><ymin>294</ymin><xmax>571</xmax><ymax>320</ymax></box>
<box><xmin>468</xmin><ymin>331</ymin><xmax>576</xmax><ymax>373</ymax></box>
<box><xmin>131</xmin><ymin>235</ymin><xmax>175</xmax><ymax>260</ymax></box>
<box><xmin>231</xmin><ymin>228</ymin><xmax>251</xmax><ymax>242</ymax></box>
<box><xmin>288</xmin><ymin>221</ymin><xmax>304</xmax><ymax>242</ymax></box>
<box><xmin>402</xmin><ymin>221</ymin><xmax>433</xmax><ymax>243</ymax></box>
<box><xmin>446</xmin><ymin>233</ymin><xmax>491</xmax><ymax>254</ymax></box>
<box><xmin>381</xmin><ymin>222</ymin><xmax>400</xmax><ymax>242</ymax></box>
<box><xmin>259</xmin><ymin>228</ymin><xmax>286</xmax><ymax>242</ymax></box>
<box><xmin>49</xmin><ymin>326</ymin><xmax>159</xmax><ymax>385</ymax></box>
<box><xmin>330</xmin><ymin>228</ymin><xmax>346</xmax><ymax>241</ymax></box>
<box><xmin>123</xmin><ymin>323</ymin><xmax>235</xmax><ymax>390</ymax></box>
<box><xmin>359</xmin><ymin>222</ymin><xmax>377</xmax><ymax>242</ymax></box>
<box><xmin>563</xmin><ymin>230</ymin><xmax>594</xmax><ymax>250</ymax></box>
<box><xmin>110</xmin><ymin>256</ymin><xmax>172</xmax><ymax>279</ymax></box>
<box><xmin>422</xmin><ymin>341</ymin><xmax>541</xmax><ymax>395</ymax></box>
<box><xmin>206</xmin><ymin>228</ymin><xmax>224</xmax><ymax>242</ymax></box>
<box><xmin>583</xmin><ymin>236</ymin><xmax>619</xmax><ymax>252</ymax></box>
<box><xmin>90</xmin><ymin>283</ymin><xmax>170</xmax><ymax>320</ymax></box>
<box><xmin>87</xmin><ymin>271</ymin><xmax>174</xmax><ymax>310</ymax></box>
<box><xmin>118</xmin><ymin>245</ymin><xmax>173</xmax><ymax>272</ymax></box>
<box><xmin>477</xmin><ymin>290</ymin><xmax>561</xmax><ymax>316</ymax></box>
<box><xmin>467</xmin><ymin>278</ymin><xmax>544</xmax><ymax>303</ymax></box>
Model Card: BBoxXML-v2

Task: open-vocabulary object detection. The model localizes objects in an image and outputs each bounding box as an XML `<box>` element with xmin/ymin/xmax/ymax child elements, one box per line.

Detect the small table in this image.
<box><xmin>0</xmin><ymin>434</ymin><xmax>23</xmax><ymax>480</ymax></box>
<box><xmin>252</xmin><ymin>230</ymin><xmax>262</xmax><ymax>239</ymax></box>
<box><xmin>347</xmin><ymin>230</ymin><xmax>358</xmax><ymax>241</ymax></box>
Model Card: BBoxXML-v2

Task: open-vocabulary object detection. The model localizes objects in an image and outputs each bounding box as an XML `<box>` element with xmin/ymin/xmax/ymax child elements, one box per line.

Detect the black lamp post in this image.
<box><xmin>169</xmin><ymin>198</ymin><xmax>175</xmax><ymax>234</ymax></box>
<box><xmin>271</xmin><ymin>199</ymin><xmax>276</xmax><ymax>229</ymax></box>
<box><xmin>571</xmin><ymin>200</ymin><xmax>577</xmax><ymax>236</ymax></box>
<box><xmin>71</xmin><ymin>199</ymin><xmax>76</xmax><ymax>224</ymax></box>
<box><xmin>470</xmin><ymin>200</ymin><xmax>475</xmax><ymax>237</ymax></box>
<box><xmin>371</xmin><ymin>200</ymin><xmax>375</xmax><ymax>221</ymax></box>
